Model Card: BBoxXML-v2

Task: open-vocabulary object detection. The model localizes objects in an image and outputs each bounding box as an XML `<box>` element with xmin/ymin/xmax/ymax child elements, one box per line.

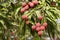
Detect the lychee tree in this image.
<box><xmin>0</xmin><ymin>0</ymin><xmax>60</xmax><ymax>40</ymax></box>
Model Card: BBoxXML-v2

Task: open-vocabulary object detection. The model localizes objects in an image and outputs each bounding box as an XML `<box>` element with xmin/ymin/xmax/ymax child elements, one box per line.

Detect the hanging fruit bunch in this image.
<box><xmin>21</xmin><ymin>15</ymin><xmax>29</xmax><ymax>25</ymax></box>
<box><xmin>20</xmin><ymin>0</ymin><xmax>39</xmax><ymax>25</ymax></box>
<box><xmin>31</xmin><ymin>15</ymin><xmax>48</xmax><ymax>36</ymax></box>
<box><xmin>20</xmin><ymin>0</ymin><xmax>38</xmax><ymax>13</ymax></box>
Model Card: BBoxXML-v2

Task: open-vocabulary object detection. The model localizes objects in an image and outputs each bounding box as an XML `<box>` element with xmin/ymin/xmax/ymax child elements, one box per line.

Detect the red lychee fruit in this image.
<box><xmin>22</xmin><ymin>3</ymin><xmax>27</xmax><ymax>7</ymax></box>
<box><xmin>20</xmin><ymin>8</ymin><xmax>25</xmax><ymax>13</ymax></box>
<box><xmin>32</xmin><ymin>0</ymin><xmax>39</xmax><ymax>5</ymax></box>
<box><xmin>32</xmin><ymin>25</ymin><xmax>36</xmax><ymax>30</ymax></box>
<box><xmin>33</xmin><ymin>0</ymin><xmax>38</xmax><ymax>1</ymax></box>
<box><xmin>24</xmin><ymin>5</ymin><xmax>29</xmax><ymax>10</ymax></box>
<box><xmin>38</xmin><ymin>31</ymin><xmax>43</xmax><ymax>36</ymax></box>
<box><xmin>43</xmin><ymin>22</ymin><xmax>47</xmax><ymax>28</ymax></box>
<box><xmin>36</xmin><ymin>27</ymin><xmax>40</xmax><ymax>32</ymax></box>
<box><xmin>38</xmin><ymin>16</ymin><xmax>43</xmax><ymax>20</ymax></box>
<box><xmin>36</xmin><ymin>22</ymin><xmax>41</xmax><ymax>27</ymax></box>
<box><xmin>25</xmin><ymin>16</ymin><xmax>28</xmax><ymax>21</ymax></box>
<box><xmin>26</xmin><ymin>21</ymin><xmax>29</xmax><ymax>25</ymax></box>
<box><xmin>21</xmin><ymin>15</ymin><xmax>27</xmax><ymax>20</ymax></box>
<box><xmin>39</xmin><ymin>26</ymin><xmax>45</xmax><ymax>30</ymax></box>
<box><xmin>28</xmin><ymin>2</ymin><xmax>35</xmax><ymax>7</ymax></box>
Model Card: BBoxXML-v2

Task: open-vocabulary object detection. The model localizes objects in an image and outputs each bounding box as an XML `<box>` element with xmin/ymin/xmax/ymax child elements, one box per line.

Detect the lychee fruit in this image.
<box><xmin>36</xmin><ymin>27</ymin><xmax>40</xmax><ymax>32</ymax></box>
<box><xmin>21</xmin><ymin>15</ymin><xmax>27</xmax><ymax>20</ymax></box>
<box><xmin>20</xmin><ymin>8</ymin><xmax>25</xmax><ymax>13</ymax></box>
<box><xmin>38</xmin><ymin>31</ymin><xmax>43</xmax><ymax>36</ymax></box>
<box><xmin>26</xmin><ymin>21</ymin><xmax>29</xmax><ymax>25</ymax></box>
<box><xmin>32</xmin><ymin>0</ymin><xmax>39</xmax><ymax>5</ymax></box>
<box><xmin>38</xmin><ymin>16</ymin><xmax>43</xmax><ymax>20</ymax></box>
<box><xmin>39</xmin><ymin>26</ymin><xmax>45</xmax><ymax>30</ymax></box>
<box><xmin>22</xmin><ymin>3</ymin><xmax>26</xmax><ymax>7</ymax></box>
<box><xmin>32</xmin><ymin>25</ymin><xmax>36</xmax><ymax>30</ymax></box>
<box><xmin>28</xmin><ymin>2</ymin><xmax>35</xmax><ymax>7</ymax></box>
<box><xmin>24</xmin><ymin>5</ymin><xmax>29</xmax><ymax>10</ymax></box>
<box><xmin>25</xmin><ymin>16</ymin><xmax>28</xmax><ymax>21</ymax></box>
<box><xmin>43</xmin><ymin>22</ymin><xmax>47</xmax><ymax>28</ymax></box>
<box><xmin>36</xmin><ymin>22</ymin><xmax>41</xmax><ymax>27</ymax></box>
<box><xmin>33</xmin><ymin>0</ymin><xmax>38</xmax><ymax>1</ymax></box>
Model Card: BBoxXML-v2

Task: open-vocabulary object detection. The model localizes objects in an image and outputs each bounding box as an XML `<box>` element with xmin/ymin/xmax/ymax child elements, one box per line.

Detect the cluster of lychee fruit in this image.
<box><xmin>20</xmin><ymin>0</ymin><xmax>39</xmax><ymax>13</ymax></box>
<box><xmin>31</xmin><ymin>16</ymin><xmax>48</xmax><ymax>36</ymax></box>
<box><xmin>32</xmin><ymin>22</ymin><xmax>47</xmax><ymax>36</ymax></box>
<box><xmin>21</xmin><ymin>15</ymin><xmax>29</xmax><ymax>25</ymax></box>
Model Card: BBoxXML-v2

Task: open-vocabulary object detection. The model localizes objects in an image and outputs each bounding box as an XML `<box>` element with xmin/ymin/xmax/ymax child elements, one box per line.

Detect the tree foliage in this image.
<box><xmin>0</xmin><ymin>0</ymin><xmax>60</xmax><ymax>40</ymax></box>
